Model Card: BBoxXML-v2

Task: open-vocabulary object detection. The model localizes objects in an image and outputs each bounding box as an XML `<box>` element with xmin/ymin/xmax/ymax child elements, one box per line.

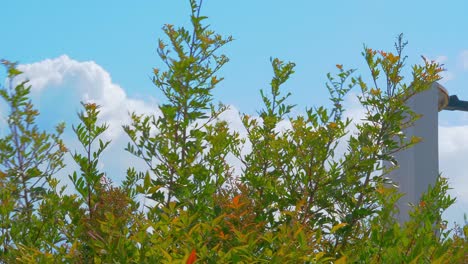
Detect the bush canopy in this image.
<box><xmin>1</xmin><ymin>1</ymin><xmax>466</xmax><ymax>263</ymax></box>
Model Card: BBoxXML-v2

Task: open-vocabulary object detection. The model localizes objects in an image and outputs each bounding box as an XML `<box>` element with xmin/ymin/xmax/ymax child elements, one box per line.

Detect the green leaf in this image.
<box><xmin>331</xmin><ymin>223</ymin><xmax>348</xmax><ymax>233</ymax></box>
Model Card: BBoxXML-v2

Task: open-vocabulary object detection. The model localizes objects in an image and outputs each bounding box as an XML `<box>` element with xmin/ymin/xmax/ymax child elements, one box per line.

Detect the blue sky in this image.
<box><xmin>1</xmin><ymin>1</ymin><xmax>468</xmax><ymax>224</ymax></box>
<box><xmin>3</xmin><ymin>0</ymin><xmax>468</xmax><ymax>112</ymax></box>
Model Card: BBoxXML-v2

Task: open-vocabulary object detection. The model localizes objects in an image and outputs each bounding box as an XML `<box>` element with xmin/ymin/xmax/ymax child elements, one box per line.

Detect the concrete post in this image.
<box><xmin>389</xmin><ymin>83</ymin><xmax>444</xmax><ymax>223</ymax></box>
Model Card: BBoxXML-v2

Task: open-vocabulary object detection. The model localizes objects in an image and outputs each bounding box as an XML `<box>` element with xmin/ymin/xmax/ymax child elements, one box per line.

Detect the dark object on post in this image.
<box><xmin>444</xmin><ymin>95</ymin><xmax>468</xmax><ymax>112</ymax></box>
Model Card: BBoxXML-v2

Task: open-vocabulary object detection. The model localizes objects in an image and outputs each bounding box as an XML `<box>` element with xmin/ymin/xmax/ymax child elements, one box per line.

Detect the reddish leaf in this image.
<box><xmin>232</xmin><ymin>195</ymin><xmax>241</xmax><ymax>207</ymax></box>
<box><xmin>187</xmin><ymin>249</ymin><xmax>197</xmax><ymax>264</ymax></box>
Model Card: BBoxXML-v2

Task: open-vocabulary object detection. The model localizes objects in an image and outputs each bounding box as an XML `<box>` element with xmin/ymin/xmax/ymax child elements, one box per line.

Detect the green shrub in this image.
<box><xmin>1</xmin><ymin>1</ymin><xmax>466</xmax><ymax>263</ymax></box>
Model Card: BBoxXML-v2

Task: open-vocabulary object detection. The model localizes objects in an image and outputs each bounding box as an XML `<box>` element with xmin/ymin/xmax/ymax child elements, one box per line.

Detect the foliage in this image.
<box><xmin>0</xmin><ymin>60</ymin><xmax>67</xmax><ymax>262</ymax></box>
<box><xmin>1</xmin><ymin>0</ymin><xmax>467</xmax><ymax>263</ymax></box>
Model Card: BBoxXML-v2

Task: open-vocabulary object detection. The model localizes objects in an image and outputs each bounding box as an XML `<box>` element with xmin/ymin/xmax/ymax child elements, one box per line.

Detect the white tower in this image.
<box><xmin>390</xmin><ymin>83</ymin><xmax>450</xmax><ymax>223</ymax></box>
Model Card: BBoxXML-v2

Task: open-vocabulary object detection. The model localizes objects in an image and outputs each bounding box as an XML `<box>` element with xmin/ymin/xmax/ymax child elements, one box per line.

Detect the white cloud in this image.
<box><xmin>434</xmin><ymin>55</ymin><xmax>449</xmax><ymax>64</ymax></box>
<box><xmin>460</xmin><ymin>50</ymin><xmax>468</xmax><ymax>71</ymax></box>
<box><xmin>439</xmin><ymin>126</ymin><xmax>468</xmax><ymax>200</ymax></box>
<box><xmin>439</xmin><ymin>126</ymin><xmax>468</xmax><ymax>224</ymax></box>
<box><xmin>439</xmin><ymin>71</ymin><xmax>455</xmax><ymax>85</ymax></box>
<box><xmin>14</xmin><ymin>56</ymin><xmax>158</xmax><ymax>186</ymax></box>
<box><xmin>427</xmin><ymin>55</ymin><xmax>455</xmax><ymax>84</ymax></box>
<box><xmin>18</xmin><ymin>55</ymin><xmax>159</xmax><ymax>141</ymax></box>
<box><xmin>343</xmin><ymin>92</ymin><xmax>366</xmax><ymax>123</ymax></box>
<box><xmin>217</xmin><ymin>105</ymin><xmax>248</xmax><ymax>137</ymax></box>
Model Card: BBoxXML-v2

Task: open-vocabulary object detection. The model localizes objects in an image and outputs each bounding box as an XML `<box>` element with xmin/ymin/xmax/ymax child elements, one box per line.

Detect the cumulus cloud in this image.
<box><xmin>18</xmin><ymin>55</ymin><xmax>159</xmax><ymax>141</ymax></box>
<box><xmin>13</xmin><ymin>56</ymin><xmax>158</xmax><ymax>185</ymax></box>
<box><xmin>439</xmin><ymin>126</ymin><xmax>468</xmax><ymax>198</ymax></box>
<box><xmin>439</xmin><ymin>126</ymin><xmax>468</xmax><ymax>213</ymax></box>
<box><xmin>217</xmin><ymin>105</ymin><xmax>248</xmax><ymax>137</ymax></box>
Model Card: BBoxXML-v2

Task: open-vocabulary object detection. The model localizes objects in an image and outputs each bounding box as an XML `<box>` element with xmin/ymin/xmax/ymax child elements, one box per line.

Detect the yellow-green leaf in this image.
<box><xmin>315</xmin><ymin>252</ymin><xmax>325</xmax><ymax>260</ymax></box>
<box><xmin>335</xmin><ymin>256</ymin><xmax>347</xmax><ymax>264</ymax></box>
<box><xmin>331</xmin><ymin>223</ymin><xmax>348</xmax><ymax>233</ymax></box>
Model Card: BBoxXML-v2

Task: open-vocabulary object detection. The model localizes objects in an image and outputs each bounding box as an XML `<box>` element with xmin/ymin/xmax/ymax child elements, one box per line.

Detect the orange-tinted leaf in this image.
<box><xmin>387</xmin><ymin>53</ymin><xmax>399</xmax><ymax>63</ymax></box>
<box><xmin>219</xmin><ymin>230</ymin><xmax>228</xmax><ymax>240</ymax></box>
<box><xmin>327</xmin><ymin>122</ymin><xmax>338</xmax><ymax>129</ymax></box>
<box><xmin>376</xmin><ymin>187</ymin><xmax>385</xmax><ymax>194</ymax></box>
<box><xmin>211</xmin><ymin>76</ymin><xmax>218</xmax><ymax>85</ymax></box>
<box><xmin>232</xmin><ymin>195</ymin><xmax>241</xmax><ymax>208</ymax></box>
<box><xmin>159</xmin><ymin>40</ymin><xmax>165</xmax><ymax>50</ymax></box>
<box><xmin>187</xmin><ymin>249</ymin><xmax>197</xmax><ymax>264</ymax></box>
